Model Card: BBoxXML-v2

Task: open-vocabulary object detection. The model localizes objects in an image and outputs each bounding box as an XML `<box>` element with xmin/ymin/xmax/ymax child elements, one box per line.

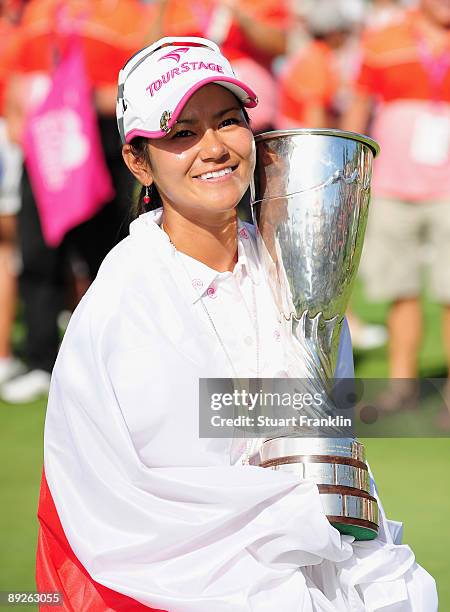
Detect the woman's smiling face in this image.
<box><xmin>145</xmin><ymin>84</ymin><xmax>255</xmax><ymax>219</ymax></box>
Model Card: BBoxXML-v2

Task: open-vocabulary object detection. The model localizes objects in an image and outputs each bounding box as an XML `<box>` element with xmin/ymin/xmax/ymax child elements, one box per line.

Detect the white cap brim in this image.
<box><xmin>125</xmin><ymin>76</ymin><xmax>257</xmax><ymax>143</ymax></box>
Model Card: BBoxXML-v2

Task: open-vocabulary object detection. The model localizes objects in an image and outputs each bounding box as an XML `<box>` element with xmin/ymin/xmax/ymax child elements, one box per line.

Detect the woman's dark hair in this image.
<box><xmin>129</xmin><ymin>104</ymin><xmax>251</xmax><ymax>218</ymax></box>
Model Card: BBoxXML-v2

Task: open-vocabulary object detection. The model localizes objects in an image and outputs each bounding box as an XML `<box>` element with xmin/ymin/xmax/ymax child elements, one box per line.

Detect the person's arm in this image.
<box><xmin>142</xmin><ymin>0</ymin><xmax>169</xmax><ymax>46</ymax></box>
<box><xmin>220</xmin><ymin>0</ymin><xmax>287</xmax><ymax>57</ymax></box>
<box><xmin>4</xmin><ymin>73</ymin><xmax>26</xmax><ymax>145</ymax></box>
<box><xmin>3</xmin><ymin>29</ymin><xmax>27</xmax><ymax>145</ymax></box>
<box><xmin>340</xmin><ymin>33</ymin><xmax>376</xmax><ymax>134</ymax></box>
<box><xmin>340</xmin><ymin>90</ymin><xmax>373</xmax><ymax>134</ymax></box>
<box><xmin>94</xmin><ymin>84</ymin><xmax>117</xmax><ymax>117</ymax></box>
<box><xmin>302</xmin><ymin>103</ymin><xmax>328</xmax><ymax>128</ymax></box>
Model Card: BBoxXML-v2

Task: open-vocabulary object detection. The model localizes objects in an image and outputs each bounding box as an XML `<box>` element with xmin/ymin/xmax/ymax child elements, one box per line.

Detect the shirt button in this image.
<box><xmin>244</xmin><ymin>336</ymin><xmax>254</xmax><ymax>346</ymax></box>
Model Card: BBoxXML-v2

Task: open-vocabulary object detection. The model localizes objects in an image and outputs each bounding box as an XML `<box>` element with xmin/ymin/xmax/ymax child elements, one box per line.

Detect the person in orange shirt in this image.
<box><xmin>277</xmin><ymin>0</ymin><xmax>363</xmax><ymax>129</ymax></box>
<box><xmin>0</xmin><ymin>0</ymin><xmax>25</xmax><ymax>387</ymax></box>
<box><xmin>11</xmin><ymin>0</ymin><xmax>156</xmax><ymax>120</ymax></box>
<box><xmin>342</xmin><ymin>0</ymin><xmax>450</xmax><ymax>425</ymax></box>
<box><xmin>277</xmin><ymin>39</ymin><xmax>338</xmax><ymax>129</ymax></box>
<box><xmin>1</xmin><ymin>0</ymin><xmax>151</xmax><ymax>403</ymax></box>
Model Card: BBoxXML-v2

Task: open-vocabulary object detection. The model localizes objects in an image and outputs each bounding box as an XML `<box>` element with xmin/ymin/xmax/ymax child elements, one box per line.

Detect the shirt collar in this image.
<box><xmin>133</xmin><ymin>209</ymin><xmax>260</xmax><ymax>304</ymax></box>
<box><xmin>177</xmin><ymin>252</ymin><xmax>220</xmax><ymax>302</ymax></box>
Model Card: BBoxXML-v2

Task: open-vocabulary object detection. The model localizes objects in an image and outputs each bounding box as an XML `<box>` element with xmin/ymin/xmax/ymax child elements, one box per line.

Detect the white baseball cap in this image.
<box><xmin>117</xmin><ymin>36</ymin><xmax>258</xmax><ymax>144</ymax></box>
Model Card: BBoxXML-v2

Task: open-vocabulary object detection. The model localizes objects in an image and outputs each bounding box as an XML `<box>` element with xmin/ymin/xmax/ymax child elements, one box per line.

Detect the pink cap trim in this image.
<box><xmin>126</xmin><ymin>128</ymin><xmax>167</xmax><ymax>141</ymax></box>
<box><xmin>125</xmin><ymin>76</ymin><xmax>258</xmax><ymax>143</ymax></box>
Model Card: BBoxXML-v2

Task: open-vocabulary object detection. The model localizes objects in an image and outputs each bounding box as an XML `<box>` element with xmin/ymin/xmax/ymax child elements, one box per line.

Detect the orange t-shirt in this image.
<box><xmin>161</xmin><ymin>0</ymin><xmax>289</xmax><ymax>71</ymax></box>
<box><xmin>356</xmin><ymin>8</ymin><xmax>450</xmax><ymax>103</ymax></box>
<box><xmin>355</xmin><ymin>9</ymin><xmax>450</xmax><ymax>201</ymax></box>
<box><xmin>277</xmin><ymin>40</ymin><xmax>338</xmax><ymax>126</ymax></box>
<box><xmin>10</xmin><ymin>0</ymin><xmax>151</xmax><ymax>87</ymax></box>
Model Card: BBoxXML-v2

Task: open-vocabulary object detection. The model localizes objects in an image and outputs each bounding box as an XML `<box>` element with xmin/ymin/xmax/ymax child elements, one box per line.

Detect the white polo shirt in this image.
<box><xmin>176</xmin><ymin>220</ymin><xmax>296</xmax><ymax>379</ymax></box>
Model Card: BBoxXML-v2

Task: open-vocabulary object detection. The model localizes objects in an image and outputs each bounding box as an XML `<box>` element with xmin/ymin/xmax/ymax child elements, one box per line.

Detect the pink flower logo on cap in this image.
<box><xmin>158</xmin><ymin>47</ymin><xmax>190</xmax><ymax>64</ymax></box>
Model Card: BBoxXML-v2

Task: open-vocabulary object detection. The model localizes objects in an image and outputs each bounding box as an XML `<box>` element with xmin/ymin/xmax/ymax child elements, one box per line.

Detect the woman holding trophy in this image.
<box><xmin>36</xmin><ymin>37</ymin><xmax>437</xmax><ymax>611</ymax></box>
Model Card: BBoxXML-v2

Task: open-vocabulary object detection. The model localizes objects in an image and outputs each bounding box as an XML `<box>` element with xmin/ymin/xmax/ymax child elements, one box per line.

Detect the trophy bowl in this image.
<box><xmin>251</xmin><ymin>129</ymin><xmax>380</xmax><ymax>540</ymax></box>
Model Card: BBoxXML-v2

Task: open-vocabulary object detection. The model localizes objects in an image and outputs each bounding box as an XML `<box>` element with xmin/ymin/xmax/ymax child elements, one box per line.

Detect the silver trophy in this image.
<box><xmin>250</xmin><ymin>129</ymin><xmax>380</xmax><ymax>541</ymax></box>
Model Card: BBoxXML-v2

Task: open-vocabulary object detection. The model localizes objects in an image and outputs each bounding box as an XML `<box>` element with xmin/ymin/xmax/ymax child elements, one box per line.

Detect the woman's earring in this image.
<box><xmin>143</xmin><ymin>185</ymin><xmax>151</xmax><ymax>205</ymax></box>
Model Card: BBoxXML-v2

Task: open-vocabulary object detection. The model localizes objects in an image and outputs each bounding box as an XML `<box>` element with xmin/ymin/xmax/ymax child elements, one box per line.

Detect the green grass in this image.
<box><xmin>0</xmin><ymin>399</ymin><xmax>44</xmax><ymax>612</ymax></box>
<box><xmin>0</xmin><ymin>281</ymin><xmax>448</xmax><ymax>609</ymax></box>
<box><xmin>364</xmin><ymin>438</ymin><xmax>450</xmax><ymax>607</ymax></box>
<box><xmin>353</xmin><ymin>280</ymin><xmax>450</xmax><ymax>607</ymax></box>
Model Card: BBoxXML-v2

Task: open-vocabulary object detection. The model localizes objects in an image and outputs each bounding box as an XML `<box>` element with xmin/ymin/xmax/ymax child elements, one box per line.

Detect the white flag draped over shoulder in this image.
<box><xmin>37</xmin><ymin>212</ymin><xmax>438</xmax><ymax>611</ymax></box>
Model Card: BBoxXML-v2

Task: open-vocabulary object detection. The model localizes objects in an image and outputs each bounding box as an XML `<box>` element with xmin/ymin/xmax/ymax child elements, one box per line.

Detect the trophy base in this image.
<box><xmin>319</xmin><ymin>486</ymin><xmax>379</xmax><ymax>541</ymax></box>
<box><xmin>330</xmin><ymin>518</ymin><xmax>379</xmax><ymax>541</ymax></box>
<box><xmin>252</xmin><ymin>438</ymin><xmax>380</xmax><ymax>541</ymax></box>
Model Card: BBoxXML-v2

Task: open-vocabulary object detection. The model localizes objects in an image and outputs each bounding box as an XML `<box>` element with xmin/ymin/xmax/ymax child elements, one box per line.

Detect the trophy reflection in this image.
<box><xmin>250</xmin><ymin>129</ymin><xmax>380</xmax><ymax>540</ymax></box>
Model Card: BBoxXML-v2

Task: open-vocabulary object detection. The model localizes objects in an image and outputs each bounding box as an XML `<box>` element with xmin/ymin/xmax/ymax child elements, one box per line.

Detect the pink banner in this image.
<box><xmin>23</xmin><ymin>39</ymin><xmax>114</xmax><ymax>247</ymax></box>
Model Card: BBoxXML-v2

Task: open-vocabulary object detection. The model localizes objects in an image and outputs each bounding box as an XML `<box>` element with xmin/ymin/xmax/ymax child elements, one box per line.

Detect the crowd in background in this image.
<box><xmin>0</xmin><ymin>0</ymin><xmax>449</xmax><ymax>428</ymax></box>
